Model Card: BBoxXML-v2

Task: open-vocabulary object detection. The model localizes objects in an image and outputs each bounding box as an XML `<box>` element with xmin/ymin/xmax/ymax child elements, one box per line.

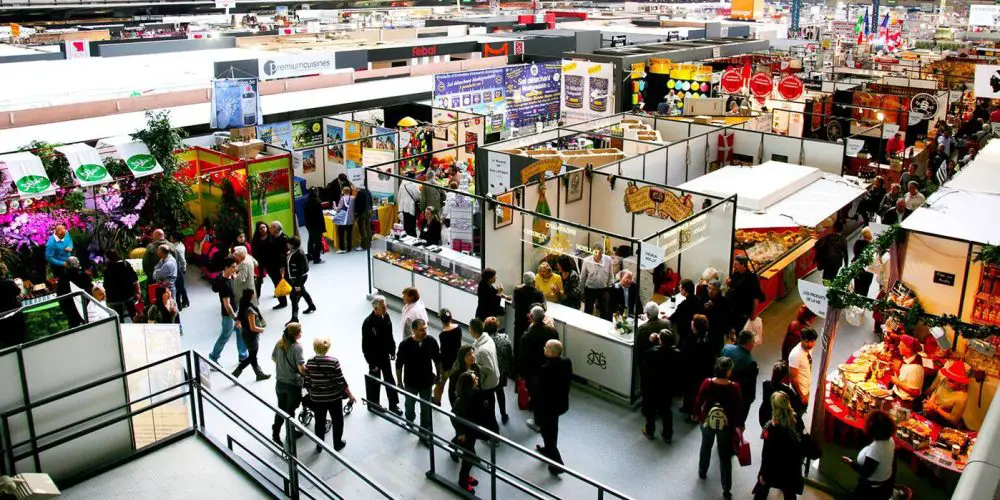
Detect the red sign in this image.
<box><xmin>749</xmin><ymin>72</ymin><xmax>773</xmax><ymax>98</ymax></box>
<box><xmin>777</xmin><ymin>75</ymin><xmax>805</xmax><ymax>100</ymax></box>
<box><xmin>721</xmin><ymin>69</ymin><xmax>744</xmax><ymax>93</ymax></box>
<box><xmin>412</xmin><ymin>46</ymin><xmax>437</xmax><ymax>57</ymax></box>
<box><xmin>483</xmin><ymin>42</ymin><xmax>510</xmax><ymax>58</ymax></box>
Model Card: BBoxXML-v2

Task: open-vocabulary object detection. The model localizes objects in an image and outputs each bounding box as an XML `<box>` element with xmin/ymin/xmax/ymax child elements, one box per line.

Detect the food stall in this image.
<box><xmin>678</xmin><ymin>161</ymin><xmax>866</xmax><ymax>312</ymax></box>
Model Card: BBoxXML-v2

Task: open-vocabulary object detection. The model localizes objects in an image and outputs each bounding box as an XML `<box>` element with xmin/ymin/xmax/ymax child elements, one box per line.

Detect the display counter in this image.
<box><xmin>371</xmin><ymin>235</ymin><xmax>481</xmax><ymax>324</ymax></box>
<box><xmin>735</xmin><ymin>227</ymin><xmax>816</xmax><ymax>311</ymax></box>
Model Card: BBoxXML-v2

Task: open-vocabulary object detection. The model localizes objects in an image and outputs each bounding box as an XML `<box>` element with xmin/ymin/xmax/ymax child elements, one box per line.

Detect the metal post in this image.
<box><xmin>490</xmin><ymin>442</ymin><xmax>498</xmax><ymax>500</ymax></box>
<box><xmin>285</xmin><ymin>419</ymin><xmax>299</xmax><ymax>499</ymax></box>
<box><xmin>427</xmin><ymin>405</ymin><xmax>435</xmax><ymax>475</ymax></box>
<box><xmin>186</xmin><ymin>352</ymin><xmax>198</xmax><ymax>430</ymax></box>
<box><xmin>194</xmin><ymin>355</ymin><xmax>206</xmax><ymax>432</ymax></box>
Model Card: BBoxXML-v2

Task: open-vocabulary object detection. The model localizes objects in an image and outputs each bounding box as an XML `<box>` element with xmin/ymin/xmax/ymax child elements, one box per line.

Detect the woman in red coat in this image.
<box><xmin>781</xmin><ymin>305</ymin><xmax>816</xmax><ymax>363</ymax></box>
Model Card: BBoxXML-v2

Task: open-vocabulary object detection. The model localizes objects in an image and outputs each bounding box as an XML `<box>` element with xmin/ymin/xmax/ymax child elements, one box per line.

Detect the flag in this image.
<box><xmin>854</xmin><ymin>13</ymin><xmax>865</xmax><ymax>34</ymax></box>
<box><xmin>858</xmin><ymin>30</ymin><xmax>864</xmax><ymax>45</ymax></box>
<box><xmin>881</xmin><ymin>13</ymin><xmax>890</xmax><ymax>30</ymax></box>
<box><xmin>863</xmin><ymin>10</ymin><xmax>870</xmax><ymax>36</ymax></box>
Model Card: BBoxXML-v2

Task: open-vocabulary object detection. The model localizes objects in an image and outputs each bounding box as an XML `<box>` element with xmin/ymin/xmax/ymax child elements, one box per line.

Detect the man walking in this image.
<box><xmin>580</xmin><ymin>248</ymin><xmax>614</xmax><ymax>319</ymax></box>
<box><xmin>152</xmin><ymin>244</ymin><xmax>178</xmax><ymax>300</ymax></box>
<box><xmin>142</xmin><ymin>229</ymin><xmax>172</xmax><ymax>279</ymax></box>
<box><xmin>268</xmin><ymin>222</ymin><xmax>289</xmax><ymax>309</ymax></box>
<box><xmin>209</xmin><ymin>257</ymin><xmax>248</xmax><ymax>364</ymax></box>
<box><xmin>362</xmin><ymin>295</ymin><xmax>401</xmax><ymax>415</ymax></box>
<box><xmin>519</xmin><ymin>306</ymin><xmax>559</xmax><ymax>432</ymax></box>
<box><xmin>285</xmin><ymin>236</ymin><xmax>316</xmax><ymax>324</ymax></box>
<box><xmin>726</xmin><ymin>255</ymin><xmax>764</xmax><ymax>333</ymax></box>
<box><xmin>635</xmin><ymin>301</ymin><xmax>672</xmax><ymax>367</ymax></box>
<box><xmin>355</xmin><ymin>184</ymin><xmax>375</xmax><ymax>251</ymax></box>
<box><xmin>789</xmin><ymin>328</ymin><xmax>819</xmax><ymax>408</ymax></box>
<box><xmin>396</xmin><ymin>318</ymin><xmax>441</xmax><ymax>446</ymax></box>
<box><xmin>641</xmin><ymin>330</ymin><xmax>680</xmax><ymax>442</ymax></box>
<box><xmin>232</xmin><ymin>246</ymin><xmax>258</xmax><ymax>307</ymax></box>
<box><xmin>470</xmin><ymin>318</ymin><xmax>501</xmax><ymax>430</ymax></box>
<box><xmin>535</xmin><ymin>339</ymin><xmax>572</xmax><ymax>475</ymax></box>
<box><xmin>721</xmin><ymin>330</ymin><xmax>759</xmax><ymax>423</ymax></box>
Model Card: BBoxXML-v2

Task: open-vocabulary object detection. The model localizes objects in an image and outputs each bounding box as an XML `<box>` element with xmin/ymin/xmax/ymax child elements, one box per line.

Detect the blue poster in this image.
<box><xmin>504</xmin><ymin>63</ymin><xmax>562</xmax><ymax>129</ymax></box>
<box><xmin>256</xmin><ymin>121</ymin><xmax>293</xmax><ymax>150</ymax></box>
<box><xmin>211</xmin><ymin>78</ymin><xmax>260</xmax><ymax>129</ymax></box>
<box><xmin>433</xmin><ymin>68</ymin><xmax>507</xmax><ymax>134</ymax></box>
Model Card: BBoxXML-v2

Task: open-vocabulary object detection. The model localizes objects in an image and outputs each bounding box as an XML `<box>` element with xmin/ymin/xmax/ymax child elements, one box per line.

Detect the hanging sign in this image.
<box><xmin>639</xmin><ymin>245</ymin><xmax>665</xmax><ymax>270</ymax></box>
<box><xmin>0</xmin><ymin>152</ymin><xmax>57</xmax><ymax>199</ymax></box>
<box><xmin>721</xmin><ymin>69</ymin><xmax>744</xmax><ymax>93</ymax></box>
<box><xmin>909</xmin><ymin>93</ymin><xmax>938</xmax><ymax>121</ymax></box>
<box><xmin>211</xmin><ymin>78</ymin><xmax>260</xmax><ymax>129</ymax></box>
<box><xmin>114</xmin><ymin>141</ymin><xmax>163</xmax><ymax>178</ymax></box>
<box><xmin>797</xmin><ymin>279</ymin><xmax>828</xmax><ymax>318</ymax></box>
<box><xmin>64</xmin><ymin>39</ymin><xmax>91</xmax><ymax>59</ymax></box>
<box><xmin>55</xmin><ymin>144</ymin><xmax>110</xmax><ymax>186</ymax></box>
<box><xmin>520</xmin><ymin>156</ymin><xmax>563</xmax><ymax>184</ymax></box>
<box><xmin>777</xmin><ymin>75</ymin><xmax>805</xmax><ymax>100</ymax></box>
<box><xmin>622</xmin><ymin>182</ymin><xmax>694</xmax><ymax>222</ymax></box>
<box><xmin>749</xmin><ymin>72</ymin><xmax>774</xmax><ymax>98</ymax></box>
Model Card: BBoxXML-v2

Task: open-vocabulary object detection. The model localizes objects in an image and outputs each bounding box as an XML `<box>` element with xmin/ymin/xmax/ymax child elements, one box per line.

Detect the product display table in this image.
<box><xmin>324</xmin><ymin>205</ymin><xmax>399</xmax><ymax>248</ymax></box>
<box><xmin>543</xmin><ymin>303</ymin><xmax>635</xmax><ymax>401</ymax></box>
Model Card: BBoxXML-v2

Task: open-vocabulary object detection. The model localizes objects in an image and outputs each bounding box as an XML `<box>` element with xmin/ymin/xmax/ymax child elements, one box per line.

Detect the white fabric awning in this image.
<box><xmin>946</xmin><ymin>141</ymin><xmax>1000</xmax><ymax>195</ymax></box>
<box><xmin>101</xmin><ymin>138</ymin><xmax>163</xmax><ymax>178</ymax></box>
<box><xmin>0</xmin><ymin>151</ymin><xmax>57</xmax><ymax>199</ymax></box>
<box><xmin>54</xmin><ymin>143</ymin><xmax>112</xmax><ymax>187</ymax></box>
<box><xmin>735</xmin><ymin>175</ymin><xmax>866</xmax><ymax>229</ymax></box>
<box><xmin>901</xmin><ymin>187</ymin><xmax>1000</xmax><ymax>245</ymax></box>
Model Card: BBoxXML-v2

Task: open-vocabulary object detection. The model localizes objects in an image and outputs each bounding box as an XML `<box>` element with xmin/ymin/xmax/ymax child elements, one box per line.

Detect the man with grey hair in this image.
<box><xmin>519</xmin><ymin>305</ymin><xmax>559</xmax><ymax>432</ymax></box>
<box><xmin>152</xmin><ymin>244</ymin><xmax>178</xmax><ymax>300</ymax></box>
<box><xmin>142</xmin><ymin>228</ymin><xmax>172</xmax><ymax>278</ymax></box>
<box><xmin>57</xmin><ymin>256</ymin><xmax>93</xmax><ymax>328</ymax></box>
<box><xmin>635</xmin><ymin>301</ymin><xmax>672</xmax><ymax>371</ymax></box>
<box><xmin>535</xmin><ymin>338</ymin><xmax>572</xmax><ymax>474</ymax></box>
<box><xmin>362</xmin><ymin>295</ymin><xmax>400</xmax><ymax>414</ymax></box>
<box><xmin>581</xmin><ymin>247</ymin><xmax>614</xmax><ymax>319</ymax></box>
<box><xmin>232</xmin><ymin>246</ymin><xmax>258</xmax><ymax>307</ymax></box>
<box><xmin>513</xmin><ymin>271</ymin><xmax>545</xmax><ymax>356</ymax></box>
<box><xmin>904</xmin><ymin>180</ymin><xmax>926</xmax><ymax>211</ymax></box>
<box><xmin>267</xmin><ymin>221</ymin><xmax>289</xmax><ymax>308</ymax></box>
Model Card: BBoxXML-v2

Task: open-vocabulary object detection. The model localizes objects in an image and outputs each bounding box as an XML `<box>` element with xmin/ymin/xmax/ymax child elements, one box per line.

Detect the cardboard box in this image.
<box><xmin>224</xmin><ymin>140</ymin><xmax>265</xmax><ymax>159</ymax></box>
<box><xmin>230</xmin><ymin>127</ymin><xmax>256</xmax><ymax>142</ymax></box>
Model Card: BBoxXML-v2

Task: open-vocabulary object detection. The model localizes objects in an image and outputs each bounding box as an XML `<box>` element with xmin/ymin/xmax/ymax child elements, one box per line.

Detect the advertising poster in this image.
<box><xmin>433</xmin><ymin>68</ymin><xmax>507</xmax><ymax>134</ymax></box>
<box><xmin>211</xmin><ymin>78</ymin><xmax>260</xmax><ymax>130</ymax></box>
<box><xmin>0</xmin><ymin>152</ymin><xmax>57</xmax><ymax>199</ymax></box>
<box><xmin>301</xmin><ymin>149</ymin><xmax>316</xmax><ymax>174</ymax></box>
<box><xmin>248</xmin><ymin>156</ymin><xmax>294</xmax><ymax>233</ymax></box>
<box><xmin>344</xmin><ymin>121</ymin><xmax>364</xmax><ymax>183</ymax></box>
<box><xmin>561</xmin><ymin>61</ymin><xmax>614</xmax><ymax>125</ymax></box>
<box><xmin>256</xmin><ymin>121</ymin><xmax>292</xmax><ymax>150</ymax></box>
<box><xmin>504</xmin><ymin>62</ymin><xmax>562</xmax><ymax>129</ymax></box>
<box><xmin>364</xmin><ymin>126</ymin><xmax>396</xmax><ymax>197</ymax></box>
<box><xmin>324</xmin><ymin>119</ymin><xmax>344</xmax><ymax>164</ymax></box>
<box><xmin>974</xmin><ymin>65</ymin><xmax>1000</xmax><ymax>99</ymax></box>
<box><xmin>291</xmin><ymin>118</ymin><xmax>324</xmax><ymax>149</ymax></box>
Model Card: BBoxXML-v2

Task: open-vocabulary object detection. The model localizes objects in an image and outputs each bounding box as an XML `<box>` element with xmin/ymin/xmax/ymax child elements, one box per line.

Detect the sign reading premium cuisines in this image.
<box><xmin>258</xmin><ymin>52</ymin><xmax>336</xmax><ymax>81</ymax></box>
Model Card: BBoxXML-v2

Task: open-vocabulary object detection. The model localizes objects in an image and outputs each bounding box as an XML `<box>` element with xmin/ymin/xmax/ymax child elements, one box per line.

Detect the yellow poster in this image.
<box><xmin>623</xmin><ymin>183</ymin><xmax>694</xmax><ymax>222</ymax></box>
<box><xmin>520</xmin><ymin>156</ymin><xmax>563</xmax><ymax>185</ymax></box>
<box><xmin>344</xmin><ymin>121</ymin><xmax>362</xmax><ymax>168</ymax></box>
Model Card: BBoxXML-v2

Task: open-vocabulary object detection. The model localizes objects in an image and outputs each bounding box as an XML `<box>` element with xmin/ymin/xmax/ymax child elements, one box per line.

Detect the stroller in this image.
<box><xmin>298</xmin><ymin>392</ymin><xmax>354</xmax><ymax>431</ymax></box>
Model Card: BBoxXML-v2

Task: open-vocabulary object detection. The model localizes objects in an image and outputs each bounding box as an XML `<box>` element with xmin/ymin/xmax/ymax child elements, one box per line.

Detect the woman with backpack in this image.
<box><xmin>753</xmin><ymin>392</ymin><xmax>805</xmax><ymax>499</ymax></box>
<box><xmin>693</xmin><ymin>357</ymin><xmax>744</xmax><ymax>499</ymax></box>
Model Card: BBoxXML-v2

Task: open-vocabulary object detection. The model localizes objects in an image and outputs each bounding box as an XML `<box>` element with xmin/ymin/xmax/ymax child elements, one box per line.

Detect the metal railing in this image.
<box><xmin>363</xmin><ymin>374</ymin><xmax>632</xmax><ymax>500</ymax></box>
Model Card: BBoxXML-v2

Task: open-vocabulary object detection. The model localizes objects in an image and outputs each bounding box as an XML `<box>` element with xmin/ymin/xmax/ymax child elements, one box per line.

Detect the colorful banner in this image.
<box><xmin>344</xmin><ymin>121</ymin><xmax>364</xmax><ymax>183</ymax></box>
<box><xmin>364</xmin><ymin>126</ymin><xmax>396</xmax><ymax>198</ymax></box>
<box><xmin>433</xmin><ymin>68</ymin><xmax>507</xmax><ymax>134</ymax></box>
<box><xmin>55</xmin><ymin>143</ymin><xmax>111</xmax><ymax>186</ymax></box>
<box><xmin>291</xmin><ymin>118</ymin><xmax>324</xmax><ymax>149</ymax></box>
<box><xmin>211</xmin><ymin>78</ymin><xmax>260</xmax><ymax>130</ymax></box>
<box><xmin>561</xmin><ymin>60</ymin><xmax>614</xmax><ymax>125</ymax></box>
<box><xmin>623</xmin><ymin>183</ymin><xmax>694</xmax><ymax>222</ymax></box>
<box><xmin>504</xmin><ymin>62</ymin><xmax>562</xmax><ymax>129</ymax></box>
<box><xmin>256</xmin><ymin>121</ymin><xmax>292</xmax><ymax>150</ymax></box>
<box><xmin>0</xmin><ymin>152</ymin><xmax>56</xmax><ymax>199</ymax></box>
<box><xmin>323</xmin><ymin>119</ymin><xmax>344</xmax><ymax>164</ymax></box>
<box><xmin>248</xmin><ymin>156</ymin><xmax>294</xmax><ymax>235</ymax></box>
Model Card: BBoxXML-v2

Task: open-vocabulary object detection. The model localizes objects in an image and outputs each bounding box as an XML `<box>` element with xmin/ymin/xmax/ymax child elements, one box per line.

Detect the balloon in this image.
<box><xmin>675</xmin><ymin>80</ymin><xmax>684</xmax><ymax>90</ymax></box>
<box><xmin>676</xmin><ymin>100</ymin><xmax>684</xmax><ymax>108</ymax></box>
<box><xmin>701</xmin><ymin>83</ymin><xmax>709</xmax><ymax>92</ymax></box>
<box><xmin>682</xmin><ymin>81</ymin><xmax>691</xmax><ymax>91</ymax></box>
<box><xmin>667</xmin><ymin>79</ymin><xmax>676</xmax><ymax>89</ymax></box>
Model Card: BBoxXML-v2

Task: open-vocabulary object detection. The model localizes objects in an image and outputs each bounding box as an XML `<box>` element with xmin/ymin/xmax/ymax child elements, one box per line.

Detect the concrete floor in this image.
<box><xmin>168</xmin><ymin>228</ymin><xmax>877</xmax><ymax>500</ymax></box>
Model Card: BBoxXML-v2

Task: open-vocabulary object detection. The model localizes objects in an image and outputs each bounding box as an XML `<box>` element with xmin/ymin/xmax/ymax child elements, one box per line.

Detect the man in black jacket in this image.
<box><xmin>609</xmin><ymin>270</ymin><xmax>641</xmax><ymax>317</ymax></box>
<box><xmin>641</xmin><ymin>330</ymin><xmax>680</xmax><ymax>442</ymax></box>
<box><xmin>669</xmin><ymin>279</ymin><xmax>703</xmax><ymax>345</ymax></box>
<box><xmin>57</xmin><ymin>257</ymin><xmax>93</xmax><ymax>328</ymax></box>
<box><xmin>518</xmin><ymin>306</ymin><xmax>559</xmax><ymax>432</ymax></box>
<box><xmin>726</xmin><ymin>255</ymin><xmax>764</xmax><ymax>333</ymax></box>
<box><xmin>268</xmin><ymin>222</ymin><xmax>290</xmax><ymax>309</ymax></box>
<box><xmin>634</xmin><ymin>301</ymin><xmax>672</xmax><ymax>372</ymax></box>
<box><xmin>354</xmin><ymin>186</ymin><xmax>375</xmax><ymax>251</ymax></box>
<box><xmin>304</xmin><ymin>188</ymin><xmax>327</xmax><ymax>265</ymax></box>
<box><xmin>880</xmin><ymin>198</ymin><xmax>911</xmax><ymax>225</ymax></box>
<box><xmin>512</xmin><ymin>272</ymin><xmax>545</xmax><ymax>356</ymax></box>
<box><xmin>361</xmin><ymin>295</ymin><xmax>400</xmax><ymax>414</ymax></box>
<box><xmin>535</xmin><ymin>339</ymin><xmax>572</xmax><ymax>475</ymax></box>
<box><xmin>284</xmin><ymin>236</ymin><xmax>316</xmax><ymax>324</ymax></box>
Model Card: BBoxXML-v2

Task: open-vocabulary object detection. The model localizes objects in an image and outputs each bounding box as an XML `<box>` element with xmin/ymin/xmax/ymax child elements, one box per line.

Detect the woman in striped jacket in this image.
<box><xmin>305</xmin><ymin>337</ymin><xmax>355</xmax><ymax>452</ymax></box>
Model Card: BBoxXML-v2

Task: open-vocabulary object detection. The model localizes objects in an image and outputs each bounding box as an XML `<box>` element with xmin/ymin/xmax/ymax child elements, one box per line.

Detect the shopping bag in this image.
<box><xmin>800</xmin><ymin>433</ymin><xmax>823</xmax><ymax>460</ymax></box>
<box><xmin>332</xmin><ymin>210</ymin><xmax>349</xmax><ymax>226</ymax></box>
<box><xmin>321</xmin><ymin>238</ymin><xmax>330</xmax><ymax>254</ymax></box>
<box><xmin>274</xmin><ymin>277</ymin><xmax>293</xmax><ymax>297</ymax></box>
<box><xmin>516</xmin><ymin>377</ymin><xmax>530</xmax><ymax>411</ymax></box>
<box><xmin>744</xmin><ymin>317</ymin><xmax>764</xmax><ymax>345</ymax></box>
<box><xmin>734</xmin><ymin>428</ymin><xmax>752</xmax><ymax>467</ymax></box>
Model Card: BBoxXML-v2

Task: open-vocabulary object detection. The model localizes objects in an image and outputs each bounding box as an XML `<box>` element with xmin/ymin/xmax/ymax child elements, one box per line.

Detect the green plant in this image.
<box><xmin>131</xmin><ymin>111</ymin><xmax>194</xmax><ymax>235</ymax></box>
<box><xmin>103</xmin><ymin>156</ymin><xmax>129</xmax><ymax>178</ymax></box>
<box><xmin>214</xmin><ymin>178</ymin><xmax>248</xmax><ymax>244</ymax></box>
<box><xmin>974</xmin><ymin>244</ymin><xmax>1000</xmax><ymax>266</ymax></box>
<box><xmin>63</xmin><ymin>190</ymin><xmax>85</xmax><ymax>211</ymax></box>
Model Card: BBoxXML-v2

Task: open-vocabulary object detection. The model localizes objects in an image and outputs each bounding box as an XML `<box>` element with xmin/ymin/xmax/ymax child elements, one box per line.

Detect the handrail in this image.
<box><xmin>363</xmin><ymin>374</ymin><xmax>632</xmax><ymax>500</ymax></box>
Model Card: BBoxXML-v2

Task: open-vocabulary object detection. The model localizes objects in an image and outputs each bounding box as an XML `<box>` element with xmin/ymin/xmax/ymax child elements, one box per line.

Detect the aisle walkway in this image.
<box><xmin>176</xmin><ymin>235</ymin><xmax>843</xmax><ymax>499</ymax></box>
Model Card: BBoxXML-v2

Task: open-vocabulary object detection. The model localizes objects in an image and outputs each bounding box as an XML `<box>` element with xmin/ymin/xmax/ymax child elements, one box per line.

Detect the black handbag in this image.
<box><xmin>800</xmin><ymin>433</ymin><xmax>822</xmax><ymax>460</ymax></box>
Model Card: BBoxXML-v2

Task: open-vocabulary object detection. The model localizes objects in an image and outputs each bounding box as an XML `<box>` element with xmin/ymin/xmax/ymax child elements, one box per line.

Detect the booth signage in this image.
<box><xmin>561</xmin><ymin>60</ymin><xmax>614</xmax><ymax>125</ymax></box>
<box><xmin>623</xmin><ymin>183</ymin><xmax>694</xmax><ymax>222</ymax></box>
<box><xmin>211</xmin><ymin>78</ymin><xmax>259</xmax><ymax>129</ymax></box>
<box><xmin>973</xmin><ymin>64</ymin><xmax>1000</xmax><ymax>99</ymax></box>
<box><xmin>412</xmin><ymin>46</ymin><xmax>437</xmax><ymax>57</ymax></box>
<box><xmin>0</xmin><ymin>152</ymin><xmax>57</xmax><ymax>199</ymax></box>
<box><xmin>65</xmin><ymin>39</ymin><xmax>91</xmax><ymax>59</ymax></box>
<box><xmin>433</xmin><ymin>68</ymin><xmax>507</xmax><ymax>134</ymax></box>
<box><xmin>797</xmin><ymin>279</ymin><xmax>828</xmax><ymax>318</ymax></box>
<box><xmin>520</xmin><ymin>156</ymin><xmax>563</xmax><ymax>184</ymax></box>
<box><xmin>909</xmin><ymin>93</ymin><xmax>938</xmax><ymax>121</ymax></box>
<box><xmin>933</xmin><ymin>271</ymin><xmax>956</xmax><ymax>287</ymax></box>
<box><xmin>504</xmin><ymin>63</ymin><xmax>562</xmax><ymax>129</ymax></box>
<box><xmin>610</xmin><ymin>35</ymin><xmax>627</xmax><ymax>47</ymax></box>
<box><xmin>720</xmin><ymin>69</ymin><xmax>744</xmax><ymax>93</ymax></box>
<box><xmin>258</xmin><ymin>52</ymin><xmax>336</xmax><ymax>81</ymax></box>
<box><xmin>116</xmin><ymin>141</ymin><xmax>163</xmax><ymax>178</ymax></box>
<box><xmin>483</xmin><ymin>42</ymin><xmax>510</xmax><ymax>58</ymax></box>
<box><xmin>776</xmin><ymin>75</ymin><xmax>804</xmax><ymax>100</ymax></box>
<box><xmin>56</xmin><ymin>144</ymin><xmax>111</xmax><ymax>187</ymax></box>
<box><xmin>749</xmin><ymin>72</ymin><xmax>773</xmax><ymax>98</ymax></box>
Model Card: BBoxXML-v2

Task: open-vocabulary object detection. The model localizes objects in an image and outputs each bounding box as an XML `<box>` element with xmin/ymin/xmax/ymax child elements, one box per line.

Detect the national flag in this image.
<box><xmin>858</xmin><ymin>30</ymin><xmax>864</xmax><ymax>45</ymax></box>
<box><xmin>853</xmin><ymin>13</ymin><xmax>865</xmax><ymax>34</ymax></box>
<box><xmin>863</xmin><ymin>10</ymin><xmax>870</xmax><ymax>36</ymax></box>
<box><xmin>880</xmin><ymin>13</ymin><xmax>890</xmax><ymax>30</ymax></box>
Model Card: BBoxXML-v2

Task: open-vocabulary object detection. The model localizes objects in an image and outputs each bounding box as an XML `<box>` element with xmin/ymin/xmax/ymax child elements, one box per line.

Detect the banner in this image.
<box><xmin>433</xmin><ymin>68</ymin><xmax>507</xmax><ymax>134</ymax></box>
<box><xmin>248</xmin><ymin>156</ymin><xmax>294</xmax><ymax>236</ymax></box>
<box><xmin>291</xmin><ymin>118</ymin><xmax>324</xmax><ymax>149</ymax></box>
<box><xmin>55</xmin><ymin>144</ymin><xmax>110</xmax><ymax>186</ymax></box>
<box><xmin>622</xmin><ymin>183</ymin><xmax>694</xmax><ymax>222</ymax></box>
<box><xmin>258</xmin><ymin>52</ymin><xmax>336</xmax><ymax>81</ymax></box>
<box><xmin>211</xmin><ymin>78</ymin><xmax>260</xmax><ymax>129</ymax></box>
<box><xmin>561</xmin><ymin>60</ymin><xmax>614</xmax><ymax>125</ymax></box>
<box><xmin>344</xmin><ymin>121</ymin><xmax>364</xmax><ymax>183</ymax></box>
<box><xmin>115</xmin><ymin>141</ymin><xmax>163</xmax><ymax>178</ymax></box>
<box><xmin>323</xmin><ymin>119</ymin><xmax>344</xmax><ymax>165</ymax></box>
<box><xmin>257</xmin><ymin>121</ymin><xmax>292</xmax><ymax>150</ymax></box>
<box><xmin>363</xmin><ymin>127</ymin><xmax>396</xmax><ymax>197</ymax></box>
<box><xmin>974</xmin><ymin>65</ymin><xmax>1000</xmax><ymax>99</ymax></box>
<box><xmin>504</xmin><ymin>62</ymin><xmax>562</xmax><ymax>129</ymax></box>
<box><xmin>0</xmin><ymin>152</ymin><xmax>56</xmax><ymax>198</ymax></box>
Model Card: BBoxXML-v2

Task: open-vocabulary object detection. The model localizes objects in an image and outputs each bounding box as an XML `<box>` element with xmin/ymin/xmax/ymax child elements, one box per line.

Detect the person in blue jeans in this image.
<box><xmin>210</xmin><ymin>256</ymin><xmax>248</xmax><ymax>363</ymax></box>
<box><xmin>396</xmin><ymin>318</ymin><xmax>441</xmax><ymax>447</ymax></box>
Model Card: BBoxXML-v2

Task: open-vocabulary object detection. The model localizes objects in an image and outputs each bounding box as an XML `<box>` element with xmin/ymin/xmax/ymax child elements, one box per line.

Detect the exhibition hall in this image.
<box><xmin>2</xmin><ymin>0</ymin><xmax>1000</xmax><ymax>499</ymax></box>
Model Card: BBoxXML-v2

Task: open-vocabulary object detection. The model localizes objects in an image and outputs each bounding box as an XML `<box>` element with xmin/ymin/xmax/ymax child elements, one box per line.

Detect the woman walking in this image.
<box><xmin>232</xmin><ymin>289</ymin><xmax>271</xmax><ymax>381</ymax></box>
<box><xmin>475</xmin><ymin>268</ymin><xmax>506</xmax><ymax>321</ymax></box>
<box><xmin>753</xmin><ymin>392</ymin><xmax>804</xmax><ymax>499</ymax></box>
<box><xmin>250</xmin><ymin>222</ymin><xmax>271</xmax><ymax>298</ymax></box>
<box><xmin>271</xmin><ymin>323</ymin><xmax>306</xmax><ymax>445</ymax></box>
<box><xmin>453</xmin><ymin>371</ymin><xmax>490</xmax><ymax>494</ymax></box>
<box><xmin>305</xmin><ymin>337</ymin><xmax>355</xmax><ymax>452</ymax></box>
<box><xmin>334</xmin><ymin>186</ymin><xmax>356</xmax><ymax>253</ymax></box>
<box><xmin>693</xmin><ymin>357</ymin><xmax>744</xmax><ymax>499</ymax></box>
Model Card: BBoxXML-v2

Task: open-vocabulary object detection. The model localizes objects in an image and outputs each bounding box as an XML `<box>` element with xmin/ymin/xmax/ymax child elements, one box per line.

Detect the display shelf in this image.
<box><xmin>971</xmin><ymin>263</ymin><xmax>1000</xmax><ymax>327</ymax></box>
<box><xmin>760</xmin><ymin>238</ymin><xmax>815</xmax><ymax>279</ymax></box>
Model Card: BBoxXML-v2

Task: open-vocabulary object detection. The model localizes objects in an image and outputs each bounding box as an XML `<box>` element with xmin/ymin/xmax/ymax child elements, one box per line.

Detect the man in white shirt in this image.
<box><xmin>903</xmin><ymin>181</ymin><xmax>926</xmax><ymax>211</ymax></box>
<box><xmin>470</xmin><ymin>318</ymin><xmax>501</xmax><ymax>426</ymax></box>
<box><xmin>580</xmin><ymin>247</ymin><xmax>614</xmax><ymax>319</ymax></box>
<box><xmin>86</xmin><ymin>285</ymin><xmax>112</xmax><ymax>323</ymax></box>
<box><xmin>891</xmin><ymin>334</ymin><xmax>924</xmax><ymax>404</ymax></box>
<box><xmin>396</xmin><ymin>176</ymin><xmax>422</xmax><ymax>237</ymax></box>
<box><xmin>788</xmin><ymin>327</ymin><xmax>819</xmax><ymax>408</ymax></box>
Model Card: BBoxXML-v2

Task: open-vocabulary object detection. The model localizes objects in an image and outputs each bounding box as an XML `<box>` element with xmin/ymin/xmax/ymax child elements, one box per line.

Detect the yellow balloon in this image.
<box><xmin>667</xmin><ymin>79</ymin><xmax>676</xmax><ymax>89</ymax></box>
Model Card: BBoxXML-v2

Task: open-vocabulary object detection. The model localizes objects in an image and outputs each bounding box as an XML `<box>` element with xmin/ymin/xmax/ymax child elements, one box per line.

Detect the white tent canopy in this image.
<box><xmin>901</xmin><ymin>188</ymin><xmax>1000</xmax><ymax>245</ymax></box>
<box><xmin>946</xmin><ymin>141</ymin><xmax>1000</xmax><ymax>195</ymax></box>
<box><xmin>735</xmin><ymin>176</ymin><xmax>866</xmax><ymax>229</ymax></box>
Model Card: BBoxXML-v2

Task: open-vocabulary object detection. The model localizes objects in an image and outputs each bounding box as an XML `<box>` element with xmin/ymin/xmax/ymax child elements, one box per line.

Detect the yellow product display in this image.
<box><xmin>649</xmin><ymin>58</ymin><xmax>672</xmax><ymax>75</ymax></box>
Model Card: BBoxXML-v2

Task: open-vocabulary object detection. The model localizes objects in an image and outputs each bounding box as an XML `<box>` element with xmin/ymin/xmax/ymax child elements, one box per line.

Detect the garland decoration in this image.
<box><xmin>826</xmin><ymin>224</ymin><xmax>1000</xmax><ymax>340</ymax></box>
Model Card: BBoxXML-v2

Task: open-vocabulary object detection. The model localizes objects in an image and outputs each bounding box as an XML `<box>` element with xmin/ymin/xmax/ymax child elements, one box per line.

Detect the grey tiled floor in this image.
<box><xmin>152</xmin><ymin>228</ymin><xmax>864</xmax><ymax>499</ymax></box>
